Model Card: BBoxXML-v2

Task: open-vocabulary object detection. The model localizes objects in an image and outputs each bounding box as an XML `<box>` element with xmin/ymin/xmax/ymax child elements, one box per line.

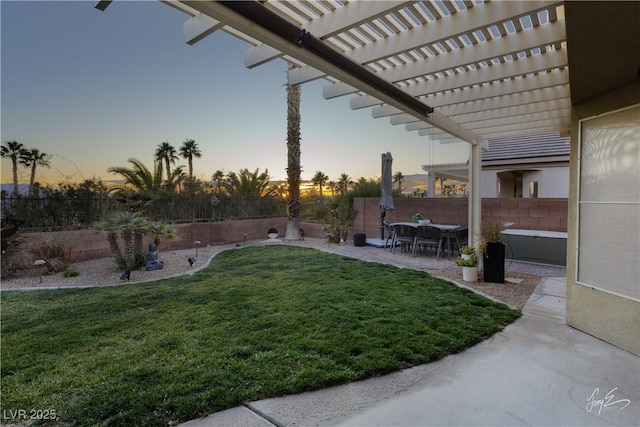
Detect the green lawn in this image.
<box><xmin>1</xmin><ymin>245</ymin><xmax>520</xmax><ymax>426</ymax></box>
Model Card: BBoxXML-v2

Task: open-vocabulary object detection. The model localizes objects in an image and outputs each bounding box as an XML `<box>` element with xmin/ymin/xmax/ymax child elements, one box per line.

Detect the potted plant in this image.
<box><xmin>412</xmin><ymin>213</ymin><xmax>423</xmax><ymax>223</ymax></box>
<box><xmin>478</xmin><ymin>217</ymin><xmax>506</xmax><ymax>283</ymax></box>
<box><xmin>455</xmin><ymin>246</ymin><xmax>478</xmax><ymax>282</ymax></box>
<box><xmin>459</xmin><ymin>245</ymin><xmax>475</xmax><ymax>259</ymax></box>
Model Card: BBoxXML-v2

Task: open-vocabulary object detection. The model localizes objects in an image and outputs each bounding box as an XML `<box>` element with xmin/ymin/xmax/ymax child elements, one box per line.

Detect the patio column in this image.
<box><xmin>468</xmin><ymin>140</ymin><xmax>483</xmax><ymax>250</ymax></box>
<box><xmin>427</xmin><ymin>171</ymin><xmax>436</xmax><ymax>197</ymax></box>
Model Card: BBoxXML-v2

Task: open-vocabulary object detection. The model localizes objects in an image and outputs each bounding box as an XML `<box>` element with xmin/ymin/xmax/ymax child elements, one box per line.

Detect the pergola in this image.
<box><xmin>95</xmin><ymin>0</ymin><xmax>639</xmax><ymax>249</ymax></box>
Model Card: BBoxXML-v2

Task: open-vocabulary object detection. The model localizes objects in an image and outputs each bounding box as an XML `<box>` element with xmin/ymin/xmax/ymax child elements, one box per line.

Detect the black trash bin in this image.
<box><xmin>353</xmin><ymin>233</ymin><xmax>366</xmax><ymax>247</ymax></box>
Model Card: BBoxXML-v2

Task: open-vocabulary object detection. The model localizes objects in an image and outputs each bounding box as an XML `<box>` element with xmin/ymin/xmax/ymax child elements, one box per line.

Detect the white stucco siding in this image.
<box><xmin>480</xmin><ymin>171</ymin><xmax>499</xmax><ymax>197</ymax></box>
<box><xmin>531</xmin><ymin>166</ymin><xmax>569</xmax><ymax>198</ymax></box>
<box><xmin>480</xmin><ymin>166</ymin><xmax>569</xmax><ymax>198</ymax></box>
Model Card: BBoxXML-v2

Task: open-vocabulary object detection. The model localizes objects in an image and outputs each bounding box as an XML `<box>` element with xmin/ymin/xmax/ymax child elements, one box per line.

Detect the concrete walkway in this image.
<box><xmin>180</xmin><ymin>245</ymin><xmax>639</xmax><ymax>427</ymax></box>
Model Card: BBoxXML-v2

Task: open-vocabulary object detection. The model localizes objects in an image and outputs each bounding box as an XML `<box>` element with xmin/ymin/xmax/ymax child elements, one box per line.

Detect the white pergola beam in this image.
<box><xmin>427</xmin><ymin>69</ymin><xmax>569</xmax><ymax>109</ymax></box>
<box><xmin>372</xmin><ymin>105</ymin><xmax>403</xmax><ymax>118</ymax></box>
<box><xmin>349</xmin><ymin>94</ymin><xmax>384</xmax><ymax>109</ymax></box>
<box><xmin>378</xmin><ymin>20</ymin><xmax>566</xmax><ymax>84</ymax></box>
<box><xmin>183</xmin><ymin>13</ymin><xmax>224</xmax><ymax>45</ymax></box>
<box><xmin>349</xmin><ymin>0</ymin><xmax>561</xmax><ymax>64</ymax></box>
<box><xmin>451</xmin><ymin>105</ymin><xmax>572</xmax><ymax>125</ymax></box>
<box><xmin>403</xmin><ymin>50</ymin><xmax>567</xmax><ymax>98</ymax></box>
<box><xmin>305</xmin><ymin>1</ymin><xmax>412</xmax><ymax>39</ymax></box>
<box><xmin>181</xmin><ymin>1</ymin><xmax>480</xmax><ymax>145</ymax></box>
<box><xmin>395</xmin><ymin>85</ymin><xmax>570</xmax><ymax>129</ymax></box>
<box><xmin>244</xmin><ymin>44</ymin><xmax>283</xmax><ymax>68</ymax></box>
<box><xmin>423</xmin><ymin>119</ymin><xmax>570</xmax><ymax>140</ymax></box>
<box><xmin>288</xmin><ymin>65</ymin><xmax>326</xmax><ymax>85</ymax></box>
<box><xmin>435</xmin><ymin>81</ymin><xmax>570</xmax><ymax>115</ymax></box>
<box><xmin>322</xmin><ymin>81</ymin><xmax>357</xmax><ymax>99</ymax></box>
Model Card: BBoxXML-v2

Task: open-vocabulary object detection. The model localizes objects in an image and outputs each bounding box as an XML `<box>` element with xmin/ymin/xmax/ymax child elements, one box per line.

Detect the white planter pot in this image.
<box><xmin>462</xmin><ymin>266</ymin><xmax>478</xmax><ymax>282</ymax></box>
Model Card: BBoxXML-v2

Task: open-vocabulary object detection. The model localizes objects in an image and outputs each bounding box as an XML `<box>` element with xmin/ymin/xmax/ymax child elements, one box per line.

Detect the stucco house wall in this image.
<box><xmin>481</xmin><ymin>165</ymin><xmax>569</xmax><ymax>199</ymax></box>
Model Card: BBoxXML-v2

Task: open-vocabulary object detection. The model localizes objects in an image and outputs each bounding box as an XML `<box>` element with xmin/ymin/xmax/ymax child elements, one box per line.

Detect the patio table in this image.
<box><xmin>391</xmin><ymin>222</ymin><xmax>461</xmax><ymax>258</ymax></box>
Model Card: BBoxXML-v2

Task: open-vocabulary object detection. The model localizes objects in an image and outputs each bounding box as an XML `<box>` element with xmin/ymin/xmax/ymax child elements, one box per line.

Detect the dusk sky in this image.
<box><xmin>1</xmin><ymin>0</ymin><xmax>469</xmax><ymax>186</ymax></box>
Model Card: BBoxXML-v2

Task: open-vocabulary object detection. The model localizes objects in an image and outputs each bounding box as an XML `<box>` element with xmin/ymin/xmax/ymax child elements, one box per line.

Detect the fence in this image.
<box><xmin>0</xmin><ymin>195</ymin><xmax>331</xmax><ymax>232</ymax></box>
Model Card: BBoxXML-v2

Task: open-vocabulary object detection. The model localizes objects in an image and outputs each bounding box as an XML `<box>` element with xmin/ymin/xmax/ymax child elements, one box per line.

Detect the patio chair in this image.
<box><xmin>413</xmin><ymin>225</ymin><xmax>444</xmax><ymax>259</ymax></box>
<box><xmin>450</xmin><ymin>227</ymin><xmax>469</xmax><ymax>255</ymax></box>
<box><xmin>392</xmin><ymin>224</ymin><xmax>417</xmax><ymax>254</ymax></box>
<box><xmin>383</xmin><ymin>220</ymin><xmax>396</xmax><ymax>251</ymax></box>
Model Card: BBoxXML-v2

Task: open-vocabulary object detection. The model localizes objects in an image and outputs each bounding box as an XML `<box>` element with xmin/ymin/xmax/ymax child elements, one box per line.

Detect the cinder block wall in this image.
<box><xmin>19</xmin><ymin>219</ymin><xmax>327</xmax><ymax>263</ymax></box>
<box><xmin>352</xmin><ymin>197</ymin><xmax>568</xmax><ymax>238</ymax></box>
<box><xmin>16</xmin><ymin>199</ymin><xmax>567</xmax><ymax>263</ymax></box>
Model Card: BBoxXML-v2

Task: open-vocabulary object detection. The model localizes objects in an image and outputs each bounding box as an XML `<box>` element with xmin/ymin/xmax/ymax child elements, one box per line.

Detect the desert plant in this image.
<box><xmin>478</xmin><ymin>217</ymin><xmax>504</xmax><ymax>254</ymax></box>
<box><xmin>0</xmin><ymin>246</ymin><xmax>31</xmax><ymax>279</ymax></box>
<box><xmin>92</xmin><ymin>211</ymin><xmax>149</xmax><ymax>269</ymax></box>
<box><xmin>29</xmin><ymin>236</ymin><xmax>74</xmax><ymax>273</ymax></box>
<box><xmin>146</xmin><ymin>220</ymin><xmax>177</xmax><ymax>247</ymax></box>
<box><xmin>323</xmin><ymin>195</ymin><xmax>355</xmax><ymax>243</ymax></box>
<box><xmin>62</xmin><ymin>268</ymin><xmax>80</xmax><ymax>278</ymax></box>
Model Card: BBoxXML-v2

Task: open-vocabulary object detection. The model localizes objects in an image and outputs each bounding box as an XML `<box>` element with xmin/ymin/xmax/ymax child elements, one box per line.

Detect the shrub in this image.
<box><xmin>29</xmin><ymin>236</ymin><xmax>74</xmax><ymax>273</ymax></box>
<box><xmin>323</xmin><ymin>194</ymin><xmax>356</xmax><ymax>243</ymax></box>
<box><xmin>62</xmin><ymin>268</ymin><xmax>80</xmax><ymax>278</ymax></box>
<box><xmin>0</xmin><ymin>247</ymin><xmax>31</xmax><ymax>279</ymax></box>
<box><xmin>455</xmin><ymin>253</ymin><xmax>478</xmax><ymax>267</ymax></box>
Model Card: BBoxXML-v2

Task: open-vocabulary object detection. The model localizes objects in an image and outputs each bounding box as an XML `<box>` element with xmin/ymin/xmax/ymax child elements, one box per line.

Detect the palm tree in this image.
<box><xmin>311</xmin><ymin>171</ymin><xmax>329</xmax><ymax>197</ymax></box>
<box><xmin>20</xmin><ymin>148</ymin><xmax>51</xmax><ymax>196</ymax></box>
<box><xmin>327</xmin><ymin>181</ymin><xmax>337</xmax><ymax>197</ymax></box>
<box><xmin>1</xmin><ymin>140</ymin><xmax>26</xmax><ymax>197</ymax></box>
<box><xmin>338</xmin><ymin>173</ymin><xmax>352</xmax><ymax>194</ymax></box>
<box><xmin>393</xmin><ymin>171</ymin><xmax>405</xmax><ymax>193</ymax></box>
<box><xmin>155</xmin><ymin>142</ymin><xmax>179</xmax><ymax>181</ymax></box>
<box><xmin>107</xmin><ymin>158</ymin><xmax>184</xmax><ymax>210</ymax></box>
<box><xmin>179</xmin><ymin>139</ymin><xmax>201</xmax><ymax>179</ymax></box>
<box><xmin>285</xmin><ymin>62</ymin><xmax>302</xmax><ymax>240</ymax></box>
<box><xmin>146</xmin><ymin>220</ymin><xmax>177</xmax><ymax>247</ymax></box>
<box><xmin>92</xmin><ymin>211</ymin><xmax>149</xmax><ymax>269</ymax></box>
<box><xmin>211</xmin><ymin>170</ymin><xmax>225</xmax><ymax>193</ymax></box>
<box><xmin>438</xmin><ymin>177</ymin><xmax>447</xmax><ymax>196</ymax></box>
<box><xmin>224</xmin><ymin>168</ymin><xmax>274</xmax><ymax>198</ymax></box>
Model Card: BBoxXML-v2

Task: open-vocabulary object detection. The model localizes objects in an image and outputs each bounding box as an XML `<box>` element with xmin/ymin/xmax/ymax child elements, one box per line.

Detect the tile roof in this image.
<box><xmin>482</xmin><ymin>132</ymin><xmax>570</xmax><ymax>161</ymax></box>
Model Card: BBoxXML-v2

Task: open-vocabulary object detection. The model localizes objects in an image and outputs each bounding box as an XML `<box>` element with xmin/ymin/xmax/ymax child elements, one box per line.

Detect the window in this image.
<box><xmin>577</xmin><ymin>104</ymin><xmax>640</xmax><ymax>301</ymax></box>
<box><xmin>529</xmin><ymin>181</ymin><xmax>538</xmax><ymax>198</ymax></box>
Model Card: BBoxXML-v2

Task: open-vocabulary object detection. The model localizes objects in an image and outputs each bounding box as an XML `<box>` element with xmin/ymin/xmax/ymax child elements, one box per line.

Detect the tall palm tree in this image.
<box><xmin>285</xmin><ymin>62</ymin><xmax>302</xmax><ymax>240</ymax></box>
<box><xmin>154</xmin><ymin>142</ymin><xmax>178</xmax><ymax>181</ymax></box>
<box><xmin>179</xmin><ymin>139</ymin><xmax>201</xmax><ymax>179</ymax></box>
<box><xmin>393</xmin><ymin>171</ymin><xmax>405</xmax><ymax>193</ymax></box>
<box><xmin>224</xmin><ymin>168</ymin><xmax>274</xmax><ymax>198</ymax></box>
<box><xmin>338</xmin><ymin>173</ymin><xmax>352</xmax><ymax>194</ymax></box>
<box><xmin>1</xmin><ymin>140</ymin><xmax>26</xmax><ymax>197</ymax></box>
<box><xmin>20</xmin><ymin>148</ymin><xmax>51</xmax><ymax>196</ymax></box>
<box><xmin>311</xmin><ymin>170</ymin><xmax>329</xmax><ymax>197</ymax></box>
